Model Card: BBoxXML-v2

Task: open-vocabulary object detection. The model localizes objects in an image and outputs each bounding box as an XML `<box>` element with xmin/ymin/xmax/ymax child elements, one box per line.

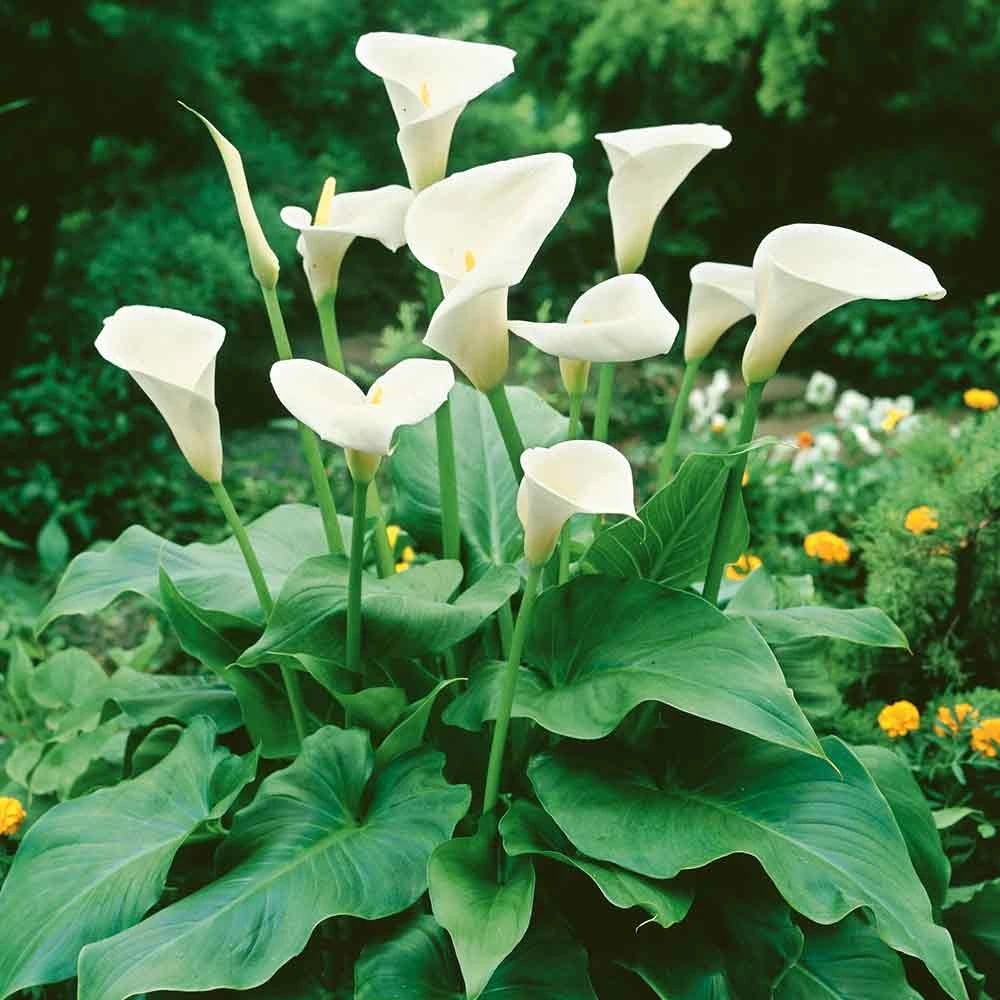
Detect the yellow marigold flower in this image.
<box><xmin>741</xmin><ymin>468</ymin><xmax>750</xmax><ymax>487</ymax></box>
<box><xmin>725</xmin><ymin>553</ymin><xmax>762</xmax><ymax>581</ymax></box>
<box><xmin>970</xmin><ymin>718</ymin><xmax>1000</xmax><ymax>758</ymax></box>
<box><xmin>878</xmin><ymin>700</ymin><xmax>920</xmax><ymax>739</ymax></box>
<box><xmin>803</xmin><ymin>530</ymin><xmax>851</xmax><ymax>565</ymax></box>
<box><xmin>881</xmin><ymin>408</ymin><xmax>906</xmax><ymax>432</ymax></box>
<box><xmin>796</xmin><ymin>430</ymin><xmax>814</xmax><ymax>448</ymax></box>
<box><xmin>904</xmin><ymin>505</ymin><xmax>939</xmax><ymax>535</ymax></box>
<box><xmin>401</xmin><ymin>545</ymin><xmax>416</xmax><ymax>563</ymax></box>
<box><xmin>963</xmin><ymin>388</ymin><xmax>998</xmax><ymax>411</ymax></box>
<box><xmin>386</xmin><ymin>524</ymin><xmax>402</xmax><ymax>549</ymax></box>
<box><xmin>0</xmin><ymin>797</ymin><xmax>26</xmax><ymax>837</ymax></box>
<box><xmin>934</xmin><ymin>702</ymin><xmax>979</xmax><ymax>736</ymax></box>
<box><xmin>394</xmin><ymin>560</ymin><xmax>411</xmax><ymax>573</ymax></box>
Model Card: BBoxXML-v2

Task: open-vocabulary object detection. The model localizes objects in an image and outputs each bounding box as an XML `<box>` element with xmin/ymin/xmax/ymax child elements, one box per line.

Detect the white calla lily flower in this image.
<box><xmin>356</xmin><ymin>32</ymin><xmax>516</xmax><ymax>192</ymax></box>
<box><xmin>406</xmin><ymin>153</ymin><xmax>576</xmax><ymax>391</ymax></box>
<box><xmin>270</xmin><ymin>358</ymin><xmax>454</xmax><ymax>464</ymax></box>
<box><xmin>96</xmin><ymin>306</ymin><xmax>225</xmax><ymax>483</ymax></box>
<box><xmin>684</xmin><ymin>262</ymin><xmax>755</xmax><ymax>362</ymax></box>
<box><xmin>743</xmin><ymin>224</ymin><xmax>946</xmax><ymax>384</ymax></box>
<box><xmin>181</xmin><ymin>104</ymin><xmax>279</xmax><ymax>289</ymax></box>
<box><xmin>517</xmin><ymin>440</ymin><xmax>636</xmax><ymax>565</ymax></box>
<box><xmin>509</xmin><ymin>273</ymin><xmax>678</xmax><ymax>363</ymax></box>
<box><xmin>597</xmin><ymin>124</ymin><xmax>732</xmax><ymax>275</ymax></box>
<box><xmin>280</xmin><ymin>181</ymin><xmax>414</xmax><ymax>304</ymax></box>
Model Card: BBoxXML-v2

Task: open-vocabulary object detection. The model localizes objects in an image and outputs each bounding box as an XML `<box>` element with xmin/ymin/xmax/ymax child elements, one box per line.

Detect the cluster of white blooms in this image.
<box><xmin>833</xmin><ymin>389</ymin><xmax>871</xmax><ymax>425</ymax></box>
<box><xmin>688</xmin><ymin>370</ymin><xmax>732</xmax><ymax>431</ymax></box>
<box><xmin>804</xmin><ymin>371</ymin><xmax>837</xmax><ymax>407</ymax></box>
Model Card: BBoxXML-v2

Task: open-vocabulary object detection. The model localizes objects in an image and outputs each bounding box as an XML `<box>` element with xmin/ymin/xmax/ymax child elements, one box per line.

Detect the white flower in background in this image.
<box><xmin>270</xmin><ymin>358</ymin><xmax>454</xmax><ymax>464</ymax></box>
<box><xmin>684</xmin><ymin>262</ymin><xmax>755</xmax><ymax>362</ymax></box>
<box><xmin>96</xmin><ymin>306</ymin><xmax>225</xmax><ymax>483</ymax></box>
<box><xmin>709</xmin><ymin>369</ymin><xmax>731</xmax><ymax>400</ymax></box>
<box><xmin>791</xmin><ymin>446</ymin><xmax>822</xmax><ymax>474</ymax></box>
<box><xmin>406</xmin><ymin>154</ymin><xmax>576</xmax><ymax>391</ymax></box>
<box><xmin>868</xmin><ymin>395</ymin><xmax>915</xmax><ymax>432</ymax></box>
<box><xmin>356</xmin><ymin>32</ymin><xmax>516</xmax><ymax>192</ymax></box>
<box><xmin>518</xmin><ymin>440</ymin><xmax>636</xmax><ymax>565</ymax></box>
<box><xmin>687</xmin><ymin>387</ymin><xmax>711</xmax><ymax>432</ymax></box>
<box><xmin>897</xmin><ymin>414</ymin><xmax>921</xmax><ymax>435</ymax></box>
<box><xmin>508</xmin><ymin>273</ymin><xmax>678</xmax><ymax>362</ymax></box>
<box><xmin>596</xmin><ymin>124</ymin><xmax>732</xmax><ymax>274</ymax></box>
<box><xmin>742</xmin><ymin>224</ymin><xmax>946</xmax><ymax>384</ymax></box>
<box><xmin>810</xmin><ymin>472</ymin><xmax>838</xmax><ymax>495</ymax></box>
<box><xmin>851</xmin><ymin>424</ymin><xmax>883</xmax><ymax>457</ymax></box>
<box><xmin>805</xmin><ymin>371</ymin><xmax>837</xmax><ymax>407</ymax></box>
<box><xmin>710</xmin><ymin>413</ymin><xmax>728</xmax><ymax>434</ymax></box>
<box><xmin>280</xmin><ymin>179</ymin><xmax>413</xmax><ymax>304</ymax></box>
<box><xmin>815</xmin><ymin>431</ymin><xmax>842</xmax><ymax>459</ymax></box>
<box><xmin>834</xmin><ymin>389</ymin><xmax>871</xmax><ymax>425</ymax></box>
<box><xmin>181</xmin><ymin>104</ymin><xmax>279</xmax><ymax>289</ymax></box>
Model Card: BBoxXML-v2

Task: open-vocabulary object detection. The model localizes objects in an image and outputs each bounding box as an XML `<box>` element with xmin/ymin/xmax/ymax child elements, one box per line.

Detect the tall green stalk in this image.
<box><xmin>209</xmin><ymin>480</ymin><xmax>308</xmax><ymax>745</ymax></box>
<box><xmin>347</xmin><ymin>477</ymin><xmax>369</xmax><ymax>684</ymax></box>
<box><xmin>316</xmin><ymin>292</ymin><xmax>345</xmax><ymax>372</ymax></box>
<box><xmin>701</xmin><ymin>381</ymin><xmax>765</xmax><ymax>605</ymax></box>
<box><xmin>259</xmin><ymin>284</ymin><xmax>345</xmax><ymax>555</ymax></box>
<box><xmin>366</xmin><ymin>481</ymin><xmax>395</xmax><ymax>579</ymax></box>
<box><xmin>657</xmin><ymin>357</ymin><xmax>702</xmax><ymax>487</ymax></box>
<box><xmin>482</xmin><ymin>562</ymin><xmax>544</xmax><ymax>815</ymax></box>
<box><xmin>557</xmin><ymin>392</ymin><xmax>584</xmax><ymax>584</ymax></box>
<box><xmin>436</xmin><ymin>397</ymin><xmax>461</xmax><ymax>560</ymax></box>
<box><xmin>592</xmin><ymin>363</ymin><xmax>616</xmax><ymax>443</ymax></box>
<box><xmin>485</xmin><ymin>383</ymin><xmax>525</xmax><ymax>478</ymax></box>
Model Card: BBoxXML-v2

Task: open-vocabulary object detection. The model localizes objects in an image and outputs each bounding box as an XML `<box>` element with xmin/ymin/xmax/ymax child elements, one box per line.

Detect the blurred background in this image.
<box><xmin>2</xmin><ymin>0</ymin><xmax>998</xmax><ymax>548</ymax></box>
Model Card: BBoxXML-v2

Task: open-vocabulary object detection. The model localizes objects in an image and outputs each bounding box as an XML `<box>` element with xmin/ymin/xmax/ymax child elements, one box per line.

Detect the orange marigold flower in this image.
<box><xmin>726</xmin><ymin>553</ymin><xmax>762</xmax><ymax>581</ymax></box>
<box><xmin>934</xmin><ymin>702</ymin><xmax>979</xmax><ymax>736</ymax></box>
<box><xmin>796</xmin><ymin>430</ymin><xmax>814</xmax><ymax>448</ymax></box>
<box><xmin>803</xmin><ymin>530</ymin><xmax>851</xmax><ymax>565</ymax></box>
<box><xmin>0</xmin><ymin>797</ymin><xmax>26</xmax><ymax>837</ymax></box>
<box><xmin>963</xmin><ymin>388</ymin><xmax>998</xmax><ymax>412</ymax></box>
<box><xmin>878</xmin><ymin>701</ymin><xmax>920</xmax><ymax>739</ymax></box>
<box><xmin>904</xmin><ymin>505</ymin><xmax>939</xmax><ymax>535</ymax></box>
<box><xmin>970</xmin><ymin>718</ymin><xmax>1000</xmax><ymax>758</ymax></box>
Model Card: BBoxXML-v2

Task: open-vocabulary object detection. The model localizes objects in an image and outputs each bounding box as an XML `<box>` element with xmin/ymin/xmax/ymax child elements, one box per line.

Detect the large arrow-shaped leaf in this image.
<box><xmin>444</xmin><ymin>576</ymin><xmax>824</xmax><ymax>759</ymax></box>
<box><xmin>529</xmin><ymin>731</ymin><xmax>966</xmax><ymax>999</ymax></box>
<box><xmin>77</xmin><ymin>727</ymin><xmax>470</xmax><ymax>999</ymax></box>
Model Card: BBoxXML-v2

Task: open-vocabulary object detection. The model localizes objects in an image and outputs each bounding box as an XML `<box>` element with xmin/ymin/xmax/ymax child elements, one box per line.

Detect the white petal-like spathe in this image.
<box><xmin>517</xmin><ymin>440</ymin><xmax>636</xmax><ymax>565</ymax></box>
<box><xmin>181</xmin><ymin>104</ymin><xmax>279</xmax><ymax>289</ymax></box>
<box><xmin>356</xmin><ymin>32</ymin><xmax>516</xmax><ymax>191</ymax></box>
<box><xmin>280</xmin><ymin>185</ymin><xmax>413</xmax><ymax>303</ymax></box>
<box><xmin>684</xmin><ymin>262</ymin><xmax>755</xmax><ymax>362</ymax></box>
<box><xmin>509</xmin><ymin>273</ymin><xmax>678</xmax><ymax>362</ymax></box>
<box><xmin>407</xmin><ymin>154</ymin><xmax>576</xmax><ymax>390</ymax></box>
<box><xmin>742</xmin><ymin>224</ymin><xmax>947</xmax><ymax>384</ymax></box>
<box><xmin>597</xmin><ymin>124</ymin><xmax>732</xmax><ymax>275</ymax></box>
<box><xmin>96</xmin><ymin>306</ymin><xmax>225</xmax><ymax>483</ymax></box>
<box><xmin>270</xmin><ymin>358</ymin><xmax>453</xmax><ymax>457</ymax></box>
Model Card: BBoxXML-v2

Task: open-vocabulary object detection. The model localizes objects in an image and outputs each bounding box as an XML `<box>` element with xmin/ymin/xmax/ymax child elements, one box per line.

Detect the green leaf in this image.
<box><xmin>582</xmin><ymin>451</ymin><xmax>752</xmax><ymax>588</ymax></box>
<box><xmin>730</xmin><ymin>606</ymin><xmax>909</xmax><ymax>651</ymax></box>
<box><xmin>767</xmin><ymin>637</ymin><xmax>843</xmax><ymax>720</ymax></box>
<box><xmin>944</xmin><ymin>879</ymin><xmax>1000</xmax><ymax>986</ymax></box>
<box><xmin>241</xmin><ymin>557</ymin><xmax>519</xmax><ymax>676</ymax></box>
<box><xmin>77</xmin><ymin>727</ymin><xmax>470</xmax><ymax>999</ymax></box>
<box><xmin>934</xmin><ymin>807</ymin><xmax>978</xmax><ymax>831</ymax></box>
<box><xmin>110</xmin><ymin>672</ymin><xmax>244</xmax><ymax>735</ymax></box>
<box><xmin>0</xmin><ymin>718</ymin><xmax>250</xmax><ymax>998</ymax></box>
<box><xmin>853</xmin><ymin>745</ymin><xmax>950</xmax><ymax>909</ymax></box>
<box><xmin>529</xmin><ymin>731</ymin><xmax>967</xmax><ymax>1000</ymax></box>
<box><xmin>334</xmin><ymin>686</ymin><xmax>408</xmax><ymax>737</ymax></box>
<box><xmin>391</xmin><ymin>383</ymin><xmax>567</xmax><ymax>577</ymax></box>
<box><xmin>429</xmin><ymin>825</ymin><xmax>536</xmax><ymax>998</ymax></box>
<box><xmin>39</xmin><ymin>504</ymin><xmax>346</xmax><ymax>631</ymax></box>
<box><xmin>376</xmin><ymin>677</ymin><xmax>464</xmax><ymax>770</ymax></box>
<box><xmin>355</xmin><ymin>914</ymin><xmax>597</xmax><ymax>1000</ymax></box>
<box><xmin>500</xmin><ymin>800</ymin><xmax>692</xmax><ymax>928</ymax></box>
<box><xmin>37</xmin><ymin>514</ymin><xmax>70</xmax><ymax>576</ymax></box>
<box><xmin>28</xmin><ymin>648</ymin><xmax>106</xmax><ymax>710</ymax></box>
<box><xmin>445</xmin><ymin>576</ymin><xmax>824</xmax><ymax>759</ymax></box>
<box><xmin>775</xmin><ymin>916</ymin><xmax>922</xmax><ymax>999</ymax></box>
<box><xmin>29</xmin><ymin>720</ymin><xmax>128</xmax><ymax>799</ymax></box>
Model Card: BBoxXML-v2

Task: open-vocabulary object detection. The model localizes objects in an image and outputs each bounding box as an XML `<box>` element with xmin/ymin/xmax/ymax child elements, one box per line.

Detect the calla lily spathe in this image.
<box><xmin>406</xmin><ymin>153</ymin><xmax>576</xmax><ymax>391</ymax></box>
<box><xmin>742</xmin><ymin>224</ymin><xmax>946</xmax><ymax>384</ymax></box>
<box><xmin>597</xmin><ymin>124</ymin><xmax>732</xmax><ymax>275</ymax></box>
<box><xmin>356</xmin><ymin>32</ymin><xmax>516</xmax><ymax>192</ymax></box>
<box><xmin>684</xmin><ymin>262</ymin><xmax>755</xmax><ymax>362</ymax></box>
<box><xmin>280</xmin><ymin>184</ymin><xmax>414</xmax><ymax>304</ymax></box>
<box><xmin>270</xmin><ymin>357</ymin><xmax>454</xmax><ymax>459</ymax></box>
<box><xmin>96</xmin><ymin>306</ymin><xmax>225</xmax><ymax>483</ymax></box>
<box><xmin>509</xmin><ymin>273</ymin><xmax>679</xmax><ymax>363</ymax></box>
<box><xmin>181</xmin><ymin>104</ymin><xmax>279</xmax><ymax>289</ymax></box>
<box><xmin>517</xmin><ymin>440</ymin><xmax>636</xmax><ymax>565</ymax></box>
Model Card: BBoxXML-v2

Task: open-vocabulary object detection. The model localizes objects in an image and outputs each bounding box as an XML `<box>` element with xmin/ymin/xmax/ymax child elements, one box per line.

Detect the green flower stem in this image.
<box><xmin>701</xmin><ymin>380</ymin><xmax>765</xmax><ymax>605</ymax></box>
<box><xmin>209</xmin><ymin>480</ymin><xmax>308</xmax><ymax>745</ymax></box>
<box><xmin>259</xmin><ymin>283</ymin><xmax>345</xmax><ymax>555</ymax></box>
<box><xmin>482</xmin><ymin>561</ymin><xmax>544</xmax><ymax>816</ymax></box>
<box><xmin>347</xmin><ymin>477</ymin><xmax>369</xmax><ymax>684</ymax></box>
<box><xmin>366</xmin><ymin>481</ymin><xmax>394</xmax><ymax>579</ymax></box>
<box><xmin>497</xmin><ymin>601</ymin><xmax>514</xmax><ymax>658</ymax></box>
<box><xmin>657</xmin><ymin>356</ymin><xmax>702</xmax><ymax>488</ymax></box>
<box><xmin>316</xmin><ymin>292</ymin><xmax>345</xmax><ymax>372</ymax></box>
<box><xmin>485</xmin><ymin>383</ymin><xmax>525</xmax><ymax>478</ymax></box>
<box><xmin>592</xmin><ymin>362</ymin><xmax>616</xmax><ymax>443</ymax></box>
<box><xmin>435</xmin><ymin>397</ymin><xmax>461</xmax><ymax>560</ymax></box>
<box><xmin>557</xmin><ymin>392</ymin><xmax>584</xmax><ymax>585</ymax></box>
